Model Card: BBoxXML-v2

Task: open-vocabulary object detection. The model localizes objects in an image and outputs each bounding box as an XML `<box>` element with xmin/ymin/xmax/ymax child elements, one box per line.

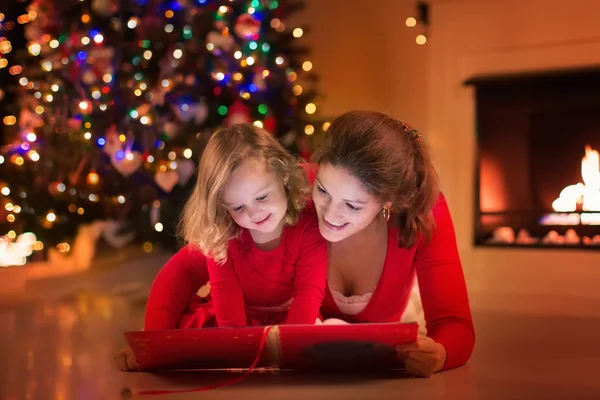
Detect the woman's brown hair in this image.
<box><xmin>180</xmin><ymin>123</ymin><xmax>309</xmax><ymax>262</ymax></box>
<box><xmin>311</xmin><ymin>110</ymin><xmax>440</xmax><ymax>248</ymax></box>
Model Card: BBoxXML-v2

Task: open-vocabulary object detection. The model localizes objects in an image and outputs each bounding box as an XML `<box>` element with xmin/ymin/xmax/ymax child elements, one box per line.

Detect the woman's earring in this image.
<box><xmin>382</xmin><ymin>207</ymin><xmax>390</xmax><ymax>222</ymax></box>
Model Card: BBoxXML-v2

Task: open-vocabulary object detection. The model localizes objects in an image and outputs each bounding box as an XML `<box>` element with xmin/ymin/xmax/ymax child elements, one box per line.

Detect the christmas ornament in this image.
<box><xmin>184</xmin><ymin>74</ymin><xmax>196</xmax><ymax>86</ymax></box>
<box><xmin>155</xmin><ymin>170</ymin><xmax>179</xmax><ymax>192</ymax></box>
<box><xmin>91</xmin><ymin>0</ymin><xmax>120</xmax><ymax>17</ymax></box>
<box><xmin>163</xmin><ymin>121</ymin><xmax>178</xmax><ymax>139</ymax></box>
<box><xmin>206</xmin><ymin>31</ymin><xmax>234</xmax><ymax>51</ymax></box>
<box><xmin>264</xmin><ymin>114</ymin><xmax>277</xmax><ymax>133</ymax></box>
<box><xmin>225</xmin><ymin>100</ymin><xmax>251</xmax><ymax>126</ymax></box>
<box><xmin>67</xmin><ymin>117</ymin><xmax>83</xmax><ymax>132</ymax></box>
<box><xmin>19</xmin><ymin>108</ymin><xmax>42</xmax><ymax>133</ymax></box>
<box><xmin>136</xmin><ymin>103</ymin><xmax>152</xmax><ymax>117</ymax></box>
<box><xmin>48</xmin><ymin>182</ymin><xmax>65</xmax><ymax>197</ymax></box>
<box><xmin>111</xmin><ymin>151</ymin><xmax>143</xmax><ymax>177</ymax></box>
<box><xmin>102</xmin><ymin>127</ymin><xmax>122</xmax><ymax>157</ymax></box>
<box><xmin>253</xmin><ymin>69</ymin><xmax>267</xmax><ymax>91</ymax></box>
<box><xmin>82</xmin><ymin>69</ymin><xmax>97</xmax><ymax>85</ymax></box>
<box><xmin>234</xmin><ymin>14</ymin><xmax>261</xmax><ymax>40</ymax></box>
<box><xmin>175</xmin><ymin>159</ymin><xmax>196</xmax><ymax>186</ymax></box>
<box><xmin>173</xmin><ymin>99</ymin><xmax>208</xmax><ymax>125</ymax></box>
<box><xmin>86</xmin><ymin>170</ymin><xmax>100</xmax><ymax>185</ymax></box>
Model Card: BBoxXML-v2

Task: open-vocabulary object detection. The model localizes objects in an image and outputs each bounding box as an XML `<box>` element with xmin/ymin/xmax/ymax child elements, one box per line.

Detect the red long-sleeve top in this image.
<box><xmin>320</xmin><ymin>195</ymin><xmax>474</xmax><ymax>370</ymax></box>
<box><xmin>303</xmin><ymin>163</ymin><xmax>474</xmax><ymax>370</ymax></box>
<box><xmin>144</xmin><ymin>208</ymin><xmax>327</xmax><ymax>329</ymax></box>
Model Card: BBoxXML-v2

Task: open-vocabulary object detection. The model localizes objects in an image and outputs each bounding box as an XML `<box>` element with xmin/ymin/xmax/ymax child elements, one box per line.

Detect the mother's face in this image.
<box><xmin>312</xmin><ymin>164</ymin><xmax>384</xmax><ymax>242</ymax></box>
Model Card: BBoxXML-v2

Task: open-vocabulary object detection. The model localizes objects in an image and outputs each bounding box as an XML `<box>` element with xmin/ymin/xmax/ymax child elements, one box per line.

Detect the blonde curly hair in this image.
<box><xmin>180</xmin><ymin>124</ymin><xmax>309</xmax><ymax>262</ymax></box>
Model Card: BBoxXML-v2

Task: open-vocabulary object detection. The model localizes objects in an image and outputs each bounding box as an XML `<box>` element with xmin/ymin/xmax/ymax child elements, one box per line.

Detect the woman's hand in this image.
<box><xmin>396</xmin><ymin>334</ymin><xmax>446</xmax><ymax>377</ymax></box>
<box><xmin>113</xmin><ymin>347</ymin><xmax>141</xmax><ymax>372</ymax></box>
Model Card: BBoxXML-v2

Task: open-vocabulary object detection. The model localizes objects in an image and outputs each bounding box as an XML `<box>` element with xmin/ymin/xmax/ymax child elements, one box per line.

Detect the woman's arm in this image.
<box><xmin>144</xmin><ymin>245</ymin><xmax>210</xmax><ymax>330</ymax></box>
<box><xmin>414</xmin><ymin>195</ymin><xmax>475</xmax><ymax>371</ymax></box>
<box><xmin>286</xmin><ymin>213</ymin><xmax>328</xmax><ymax>324</ymax></box>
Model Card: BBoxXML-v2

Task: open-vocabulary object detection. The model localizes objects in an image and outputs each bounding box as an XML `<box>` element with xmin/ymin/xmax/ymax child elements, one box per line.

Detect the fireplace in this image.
<box><xmin>469</xmin><ymin>69</ymin><xmax>600</xmax><ymax>249</ymax></box>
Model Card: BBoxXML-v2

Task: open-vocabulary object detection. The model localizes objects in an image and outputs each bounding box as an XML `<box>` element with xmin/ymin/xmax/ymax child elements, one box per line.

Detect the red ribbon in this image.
<box><xmin>134</xmin><ymin>326</ymin><xmax>272</xmax><ymax>396</ymax></box>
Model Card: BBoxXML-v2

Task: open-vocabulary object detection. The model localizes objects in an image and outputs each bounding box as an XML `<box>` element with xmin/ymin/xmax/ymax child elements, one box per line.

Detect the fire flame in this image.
<box><xmin>552</xmin><ymin>146</ymin><xmax>600</xmax><ymax>212</ymax></box>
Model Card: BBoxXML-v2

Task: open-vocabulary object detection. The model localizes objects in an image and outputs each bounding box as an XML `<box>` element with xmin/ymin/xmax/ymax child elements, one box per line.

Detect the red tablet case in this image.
<box><xmin>125</xmin><ymin>322</ymin><xmax>418</xmax><ymax>371</ymax></box>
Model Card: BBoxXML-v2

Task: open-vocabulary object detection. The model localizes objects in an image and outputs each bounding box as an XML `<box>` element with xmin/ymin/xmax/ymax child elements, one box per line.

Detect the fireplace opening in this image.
<box><xmin>468</xmin><ymin>68</ymin><xmax>600</xmax><ymax>249</ymax></box>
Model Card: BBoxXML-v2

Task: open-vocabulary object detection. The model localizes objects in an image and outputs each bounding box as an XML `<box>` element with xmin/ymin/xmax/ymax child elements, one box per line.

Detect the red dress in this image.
<box><xmin>144</xmin><ymin>208</ymin><xmax>327</xmax><ymax>329</ymax></box>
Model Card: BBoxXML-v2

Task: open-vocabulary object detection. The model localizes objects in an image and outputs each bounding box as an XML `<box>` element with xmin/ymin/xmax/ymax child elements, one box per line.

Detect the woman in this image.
<box><xmin>307</xmin><ymin>110</ymin><xmax>474</xmax><ymax>376</ymax></box>
<box><xmin>116</xmin><ymin>110</ymin><xmax>474</xmax><ymax>377</ymax></box>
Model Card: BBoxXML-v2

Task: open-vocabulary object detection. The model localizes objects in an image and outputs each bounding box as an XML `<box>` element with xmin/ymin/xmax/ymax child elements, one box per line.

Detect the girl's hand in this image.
<box><xmin>113</xmin><ymin>347</ymin><xmax>141</xmax><ymax>372</ymax></box>
<box><xmin>396</xmin><ymin>334</ymin><xmax>447</xmax><ymax>377</ymax></box>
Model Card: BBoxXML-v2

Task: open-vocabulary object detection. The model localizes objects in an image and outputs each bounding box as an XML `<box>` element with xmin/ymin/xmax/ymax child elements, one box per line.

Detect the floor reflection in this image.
<box><xmin>0</xmin><ymin>253</ymin><xmax>159</xmax><ymax>400</ymax></box>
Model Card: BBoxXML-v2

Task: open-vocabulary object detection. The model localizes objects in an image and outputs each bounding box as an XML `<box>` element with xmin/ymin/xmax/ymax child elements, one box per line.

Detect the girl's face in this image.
<box><xmin>221</xmin><ymin>158</ymin><xmax>288</xmax><ymax>240</ymax></box>
<box><xmin>312</xmin><ymin>164</ymin><xmax>387</xmax><ymax>243</ymax></box>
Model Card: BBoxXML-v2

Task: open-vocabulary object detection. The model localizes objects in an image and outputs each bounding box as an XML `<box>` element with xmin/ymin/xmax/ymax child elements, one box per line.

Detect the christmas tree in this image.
<box><xmin>0</xmin><ymin>0</ymin><xmax>328</xmax><ymax>266</ymax></box>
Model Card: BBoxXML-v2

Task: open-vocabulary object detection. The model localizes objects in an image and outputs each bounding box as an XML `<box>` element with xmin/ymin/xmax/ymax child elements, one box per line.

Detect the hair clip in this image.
<box><xmin>407</xmin><ymin>129</ymin><xmax>422</xmax><ymax>140</ymax></box>
<box><xmin>396</xmin><ymin>119</ymin><xmax>422</xmax><ymax>140</ymax></box>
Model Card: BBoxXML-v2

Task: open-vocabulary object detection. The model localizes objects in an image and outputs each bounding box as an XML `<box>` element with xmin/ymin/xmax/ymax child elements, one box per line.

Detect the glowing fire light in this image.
<box><xmin>552</xmin><ymin>146</ymin><xmax>600</xmax><ymax>212</ymax></box>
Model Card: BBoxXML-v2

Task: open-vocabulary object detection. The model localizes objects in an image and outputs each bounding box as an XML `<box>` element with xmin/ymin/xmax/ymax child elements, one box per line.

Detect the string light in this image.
<box><xmin>406</xmin><ymin>17</ymin><xmax>417</xmax><ymax>27</ymax></box>
<box><xmin>28</xmin><ymin>43</ymin><xmax>41</xmax><ymax>56</ymax></box>
<box><xmin>87</xmin><ymin>171</ymin><xmax>100</xmax><ymax>185</ymax></box>
<box><xmin>305</xmin><ymin>103</ymin><xmax>316</xmax><ymax>114</ymax></box>
<box><xmin>143</xmin><ymin>242</ymin><xmax>153</xmax><ymax>253</ymax></box>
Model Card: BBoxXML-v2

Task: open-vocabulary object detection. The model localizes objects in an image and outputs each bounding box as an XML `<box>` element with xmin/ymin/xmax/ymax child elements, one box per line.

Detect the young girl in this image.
<box><xmin>116</xmin><ymin>123</ymin><xmax>327</xmax><ymax>369</ymax></box>
<box><xmin>143</xmin><ymin>123</ymin><xmax>327</xmax><ymax>333</ymax></box>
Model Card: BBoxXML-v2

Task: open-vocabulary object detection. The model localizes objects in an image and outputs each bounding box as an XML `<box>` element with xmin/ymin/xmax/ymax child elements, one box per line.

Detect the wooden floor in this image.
<box><xmin>2</xmin><ymin>250</ymin><xmax>599</xmax><ymax>400</ymax></box>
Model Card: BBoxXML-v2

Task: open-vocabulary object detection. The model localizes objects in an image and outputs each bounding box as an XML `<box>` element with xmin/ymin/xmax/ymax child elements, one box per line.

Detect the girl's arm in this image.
<box><xmin>207</xmin><ymin>256</ymin><xmax>247</xmax><ymax>327</ymax></box>
<box><xmin>286</xmin><ymin>213</ymin><xmax>328</xmax><ymax>324</ymax></box>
